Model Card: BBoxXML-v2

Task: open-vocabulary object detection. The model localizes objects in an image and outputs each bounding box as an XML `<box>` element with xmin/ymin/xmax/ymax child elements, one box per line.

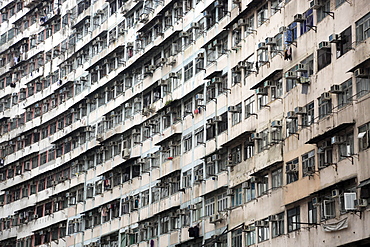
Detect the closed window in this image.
<box><xmin>272</xmin><ymin>168</ymin><xmax>283</xmax><ymax>188</ymax></box>
<box><xmin>287</xmin><ymin>206</ymin><xmax>300</xmax><ymax>232</ymax></box>
<box><xmin>337</xmin><ymin>79</ymin><xmax>352</xmax><ymax>108</ymax></box>
<box><xmin>356</xmin><ymin>12</ymin><xmax>370</xmax><ymax>42</ymax></box>
<box><xmin>302</xmin><ymin>150</ymin><xmax>315</xmax><ymax>177</ymax></box>
<box><xmin>286</xmin><ymin>158</ymin><xmax>299</xmax><ymax>184</ymax></box>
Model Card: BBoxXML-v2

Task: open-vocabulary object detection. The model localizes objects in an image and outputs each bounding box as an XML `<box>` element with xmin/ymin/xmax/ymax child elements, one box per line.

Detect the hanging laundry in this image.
<box><xmin>284</xmin><ymin>46</ymin><xmax>292</xmax><ymax>61</ymax></box>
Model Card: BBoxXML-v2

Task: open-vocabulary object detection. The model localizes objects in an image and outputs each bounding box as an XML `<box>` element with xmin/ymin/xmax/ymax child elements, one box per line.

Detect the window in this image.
<box><xmin>302</xmin><ymin>101</ymin><xmax>314</xmax><ymax>126</ymax></box>
<box><xmin>184</xmin><ymin>61</ymin><xmax>193</xmax><ymax>81</ymax></box>
<box><xmin>232</xmin><ymin>228</ymin><xmax>243</xmax><ymax>247</ymax></box>
<box><xmin>302</xmin><ymin>150</ymin><xmax>315</xmax><ymax>177</ymax></box>
<box><xmin>272</xmin><ymin>168</ymin><xmax>283</xmax><ymax>188</ymax></box>
<box><xmin>271</xmin><ymin>77</ymin><xmax>283</xmax><ymax>100</ymax></box>
<box><xmin>359</xmin><ymin>122</ymin><xmax>370</xmax><ymax>151</ymax></box>
<box><xmin>317</xmin><ymin>0</ymin><xmax>331</xmax><ymax>23</ymax></box>
<box><xmin>244</xmin><ymin>96</ymin><xmax>255</xmax><ymax>118</ymax></box>
<box><xmin>336</xmin><ymin>27</ymin><xmax>352</xmax><ymax>58</ymax></box>
<box><xmin>287</xmin><ymin>22</ymin><xmax>298</xmax><ymax>42</ymax></box>
<box><xmin>217</xmin><ymin>192</ymin><xmax>228</xmax><ymax>212</ymax></box>
<box><xmin>287</xmin><ymin>206</ymin><xmax>300</xmax><ymax>232</ymax></box>
<box><xmin>194</xmin><ymin>127</ymin><xmax>204</xmax><ymax>146</ymax></box>
<box><xmin>300</xmin><ymin>54</ymin><xmax>314</xmax><ymax>77</ymax></box>
<box><xmin>244</xmin><ymin>140</ymin><xmax>255</xmax><ymax>160</ymax></box>
<box><xmin>286</xmin><ymin>158</ymin><xmax>299</xmax><ymax>184</ymax></box>
<box><xmin>308</xmin><ymin>201</ymin><xmax>317</xmax><ymax>224</ymax></box>
<box><xmin>356</xmin><ymin>76</ymin><xmax>370</xmax><ymax>99</ymax></box>
<box><xmin>182</xmin><ymin>169</ymin><xmax>192</xmax><ymax>188</ymax></box>
<box><xmin>338</xmin><ymin>132</ymin><xmax>354</xmax><ymax>159</ymax></box>
<box><xmin>356</xmin><ymin>12</ymin><xmax>370</xmax><ymax>42</ymax></box>
<box><xmin>257</xmin><ymin>175</ymin><xmax>268</xmax><ymax>196</ymax></box>
<box><xmin>231</xmin><ymin>186</ymin><xmax>243</xmax><ymax>207</ymax></box>
<box><xmin>230</xmin><ymin>145</ymin><xmax>242</xmax><ymax>165</ymax></box>
<box><xmin>338</xmin><ymin>79</ymin><xmax>352</xmax><ymax>108</ymax></box>
<box><xmin>205</xmin><ymin>197</ymin><xmax>215</xmax><ymax>216</ymax></box>
<box><xmin>195</xmin><ymin>55</ymin><xmax>205</xmax><ymax>73</ymax></box>
<box><xmin>300</xmin><ymin>9</ymin><xmax>314</xmax><ymax>35</ymax></box>
<box><xmin>257</xmin><ymin>218</ymin><xmax>269</xmax><ymax>242</ymax></box>
<box><xmin>318</xmin><ymin>142</ymin><xmax>333</xmax><ymax>169</ymax></box>
<box><xmin>271</xmin><ymin>212</ymin><xmax>284</xmax><ymax>238</ymax></box>
<box><xmin>257</xmin><ymin>4</ymin><xmax>268</xmax><ymax>27</ymax></box>
<box><xmin>246</xmin><ymin>179</ymin><xmax>256</xmax><ymax>202</ymax></box>
<box><xmin>257</xmin><ymin>129</ymin><xmax>269</xmax><ymax>152</ymax></box>
<box><xmin>183</xmin><ymin>134</ymin><xmax>192</xmax><ymax>153</ymax></box>
<box><xmin>318</xmin><ymin>96</ymin><xmax>332</xmax><ymax>119</ymax></box>
<box><xmin>246</xmin><ymin>224</ymin><xmax>256</xmax><ymax>246</ymax></box>
<box><xmin>231</xmin><ymin>103</ymin><xmax>242</xmax><ymax>125</ymax></box>
<box><xmin>317</xmin><ymin>47</ymin><xmax>332</xmax><ymax>71</ymax></box>
<box><xmin>321</xmin><ymin>199</ymin><xmax>335</xmax><ymax>220</ymax></box>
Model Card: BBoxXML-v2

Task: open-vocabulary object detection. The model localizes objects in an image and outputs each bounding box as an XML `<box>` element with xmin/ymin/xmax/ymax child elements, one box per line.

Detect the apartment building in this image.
<box><xmin>0</xmin><ymin>0</ymin><xmax>370</xmax><ymax>246</ymax></box>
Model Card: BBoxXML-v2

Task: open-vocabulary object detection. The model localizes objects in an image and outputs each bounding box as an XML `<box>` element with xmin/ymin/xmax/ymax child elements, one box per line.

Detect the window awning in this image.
<box><xmin>250</xmin><ymin>68</ymin><xmax>283</xmax><ymax>90</ymax></box>
<box><xmin>358</xmin><ymin>178</ymin><xmax>370</xmax><ymax>188</ymax></box>
<box><xmin>155</xmin><ymin>132</ymin><xmax>182</xmax><ymax>146</ymax></box>
<box><xmin>305</xmin><ymin>122</ymin><xmax>355</xmax><ymax>144</ymax></box>
<box><xmin>221</xmin><ymin>130</ymin><xmax>255</xmax><ymax>148</ymax></box>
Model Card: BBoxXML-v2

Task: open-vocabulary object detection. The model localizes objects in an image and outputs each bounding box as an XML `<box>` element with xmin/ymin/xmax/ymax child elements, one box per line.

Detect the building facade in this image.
<box><xmin>1</xmin><ymin>0</ymin><xmax>370</xmax><ymax>246</ymax></box>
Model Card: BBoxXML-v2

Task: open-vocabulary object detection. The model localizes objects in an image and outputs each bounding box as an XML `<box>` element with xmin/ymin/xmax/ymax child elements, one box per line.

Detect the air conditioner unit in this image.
<box><xmin>169</xmin><ymin>72</ymin><xmax>178</xmax><ymax>78</ymax></box>
<box><xmin>159</xmin><ymin>58</ymin><xmax>167</xmax><ymax>64</ymax></box>
<box><xmin>355</xmin><ymin>199</ymin><xmax>368</xmax><ymax>208</ymax></box>
<box><xmin>238</xmin><ymin>19</ymin><xmax>247</xmax><ymax>27</ymax></box>
<box><xmin>195</xmin><ymin>94</ymin><xmax>204</xmax><ymax>100</ymax></box>
<box><xmin>331</xmin><ymin>189</ymin><xmax>340</xmax><ymax>198</ymax></box>
<box><xmin>191</xmin><ymin>22</ymin><xmax>200</xmax><ymax>29</ymax></box>
<box><xmin>268</xmin><ymin>215</ymin><xmax>279</xmax><ymax>221</ymax></box>
<box><xmin>179</xmin><ymin>31</ymin><xmax>189</xmax><ymax>37</ymax></box>
<box><xmin>328</xmin><ymin>84</ymin><xmax>342</xmax><ymax>94</ymax></box>
<box><xmin>251</xmin><ymin>133</ymin><xmax>261</xmax><ymax>140</ymax></box>
<box><xmin>263</xmin><ymin>80</ymin><xmax>275</xmax><ymax>87</ymax></box>
<box><xmin>329</xmin><ymin>34</ymin><xmax>341</xmax><ymax>43</ymax></box>
<box><xmin>286</xmin><ymin>111</ymin><xmax>297</xmax><ymax>119</ymax></box>
<box><xmin>354</xmin><ymin>68</ymin><xmax>369</xmax><ymax>78</ymax></box>
<box><xmin>197</xmin><ymin>53</ymin><xmax>204</xmax><ymax>59</ymax></box>
<box><xmin>294</xmin><ymin>106</ymin><xmax>306</xmax><ymax>115</ymax></box>
<box><xmin>318</xmin><ymin>41</ymin><xmax>331</xmax><ymax>50</ymax></box>
<box><xmin>228</xmin><ymin>106</ymin><xmax>239</xmax><ymax>112</ymax></box>
<box><xmin>194</xmin><ymin>175</ymin><xmax>203</xmax><ymax>182</ymax></box>
<box><xmin>257</xmin><ymin>42</ymin><xmax>267</xmax><ymax>50</ymax></box>
<box><xmin>285</xmin><ymin>71</ymin><xmax>298</xmax><ymax>79</ymax></box>
<box><xmin>271</xmin><ymin>120</ymin><xmax>282</xmax><ymax>127</ymax></box>
<box><xmin>331</xmin><ymin>135</ymin><xmax>345</xmax><ymax>145</ymax></box>
<box><xmin>296</xmin><ymin>63</ymin><xmax>307</xmax><ymax>72</ymax></box>
<box><xmin>242</xmin><ymin>181</ymin><xmax>251</xmax><ymax>189</ymax></box>
<box><xmin>209</xmin><ymin>214</ymin><xmax>222</xmax><ymax>223</ymax></box>
<box><xmin>226</xmin><ymin>188</ymin><xmax>234</xmax><ymax>196</ymax></box>
<box><xmin>255</xmin><ymin>220</ymin><xmax>268</xmax><ymax>227</ymax></box>
<box><xmin>310</xmin><ymin>0</ymin><xmax>322</xmax><ymax>9</ymax></box>
<box><xmin>321</xmin><ymin>92</ymin><xmax>331</xmax><ymax>101</ymax></box>
<box><xmin>122</xmin><ymin>148</ymin><xmax>130</xmax><ymax>158</ymax></box>
<box><xmin>132</xmin><ymin>129</ymin><xmax>140</xmax><ymax>135</ymax></box>
<box><xmin>212</xmin><ymin>154</ymin><xmax>221</xmax><ymax>161</ymax></box>
<box><xmin>279</xmin><ymin>26</ymin><xmax>287</xmax><ymax>33</ymax></box>
<box><xmin>294</xmin><ymin>14</ymin><xmax>305</xmax><ymax>22</ymax></box>
<box><xmin>255</xmin><ymin>87</ymin><xmax>268</xmax><ymax>95</ymax></box>
<box><xmin>211</xmin><ymin>77</ymin><xmax>222</xmax><ymax>84</ymax></box>
<box><xmin>243</xmin><ymin>225</ymin><xmax>255</xmax><ymax>232</ymax></box>
<box><xmin>266</xmin><ymin>37</ymin><xmax>276</xmax><ymax>45</ymax></box>
<box><xmin>287</xmin><ymin>163</ymin><xmax>298</xmax><ymax>173</ymax></box>
<box><xmin>213</xmin><ymin>116</ymin><xmax>222</xmax><ymax>122</ymax></box>
<box><xmin>203</xmin><ymin>10</ymin><xmax>211</xmax><ymax>18</ymax></box>
<box><xmin>127</xmin><ymin>42</ymin><xmax>133</xmax><ymax>47</ymax></box>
